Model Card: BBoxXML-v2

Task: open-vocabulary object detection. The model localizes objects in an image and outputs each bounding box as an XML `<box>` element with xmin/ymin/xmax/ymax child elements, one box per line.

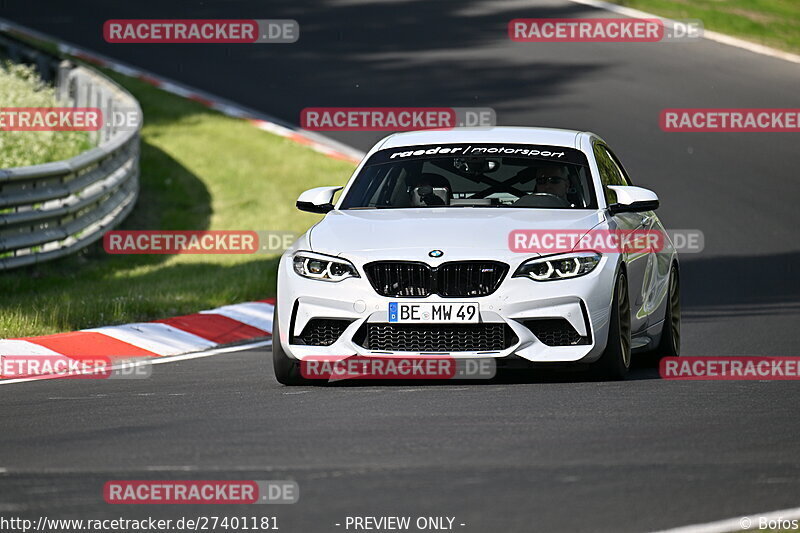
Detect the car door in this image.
<box><xmin>592</xmin><ymin>142</ymin><xmax>650</xmax><ymax>335</ymax></box>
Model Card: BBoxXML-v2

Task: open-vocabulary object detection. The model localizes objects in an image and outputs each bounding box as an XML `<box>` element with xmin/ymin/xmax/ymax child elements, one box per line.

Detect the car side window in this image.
<box><xmin>592</xmin><ymin>142</ymin><xmax>629</xmax><ymax>205</ymax></box>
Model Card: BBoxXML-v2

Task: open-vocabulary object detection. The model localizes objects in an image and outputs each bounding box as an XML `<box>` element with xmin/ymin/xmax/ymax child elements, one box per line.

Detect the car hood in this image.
<box><xmin>309</xmin><ymin>208</ymin><xmax>605</xmax><ymax>261</ymax></box>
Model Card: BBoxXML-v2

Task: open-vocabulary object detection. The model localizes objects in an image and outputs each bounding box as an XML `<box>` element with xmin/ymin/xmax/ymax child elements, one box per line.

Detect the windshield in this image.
<box><xmin>340</xmin><ymin>143</ymin><xmax>596</xmax><ymax>210</ymax></box>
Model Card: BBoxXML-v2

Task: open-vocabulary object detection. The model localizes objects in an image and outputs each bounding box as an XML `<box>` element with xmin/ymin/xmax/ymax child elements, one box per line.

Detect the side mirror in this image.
<box><xmin>296</xmin><ymin>186</ymin><xmax>342</xmax><ymax>214</ymax></box>
<box><xmin>607</xmin><ymin>185</ymin><xmax>659</xmax><ymax>214</ymax></box>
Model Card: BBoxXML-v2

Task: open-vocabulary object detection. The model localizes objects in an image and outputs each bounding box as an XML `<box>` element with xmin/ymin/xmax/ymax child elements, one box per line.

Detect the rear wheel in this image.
<box><xmin>272</xmin><ymin>303</ymin><xmax>310</xmax><ymax>386</ymax></box>
<box><xmin>593</xmin><ymin>271</ymin><xmax>631</xmax><ymax>380</ymax></box>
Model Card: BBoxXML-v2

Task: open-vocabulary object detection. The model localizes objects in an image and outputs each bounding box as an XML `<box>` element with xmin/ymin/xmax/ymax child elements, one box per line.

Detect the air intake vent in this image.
<box><xmin>523</xmin><ymin>319</ymin><xmax>590</xmax><ymax>346</ymax></box>
<box><xmin>364</xmin><ymin>261</ymin><xmax>508</xmax><ymax>298</ymax></box>
<box><xmin>293</xmin><ymin>318</ymin><xmax>352</xmax><ymax>346</ymax></box>
<box><xmin>355</xmin><ymin>322</ymin><xmax>517</xmax><ymax>352</ymax></box>
<box><xmin>363</xmin><ymin>262</ymin><xmax>432</xmax><ymax>297</ymax></box>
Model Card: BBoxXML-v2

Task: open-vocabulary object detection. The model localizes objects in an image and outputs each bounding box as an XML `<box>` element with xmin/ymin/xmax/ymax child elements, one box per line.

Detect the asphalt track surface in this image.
<box><xmin>2</xmin><ymin>0</ymin><xmax>800</xmax><ymax>531</ymax></box>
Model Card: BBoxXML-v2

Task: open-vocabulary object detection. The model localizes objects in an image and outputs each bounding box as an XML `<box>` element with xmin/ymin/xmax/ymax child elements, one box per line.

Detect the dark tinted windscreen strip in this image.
<box><xmin>366</xmin><ymin>143</ymin><xmax>589</xmax><ymax>166</ymax></box>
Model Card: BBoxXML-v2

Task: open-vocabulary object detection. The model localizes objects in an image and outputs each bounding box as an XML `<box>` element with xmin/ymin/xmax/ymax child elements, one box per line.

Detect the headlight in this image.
<box><xmin>513</xmin><ymin>252</ymin><xmax>601</xmax><ymax>281</ymax></box>
<box><xmin>292</xmin><ymin>251</ymin><xmax>360</xmax><ymax>282</ymax></box>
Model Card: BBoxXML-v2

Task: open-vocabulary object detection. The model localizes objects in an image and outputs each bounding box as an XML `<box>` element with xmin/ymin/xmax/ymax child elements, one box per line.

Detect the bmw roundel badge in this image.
<box><xmin>429</xmin><ymin>250</ymin><xmax>444</xmax><ymax>258</ymax></box>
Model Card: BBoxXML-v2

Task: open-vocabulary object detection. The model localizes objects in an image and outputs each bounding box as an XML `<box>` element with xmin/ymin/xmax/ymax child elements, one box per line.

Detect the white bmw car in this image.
<box><xmin>273</xmin><ymin>127</ymin><xmax>679</xmax><ymax>384</ymax></box>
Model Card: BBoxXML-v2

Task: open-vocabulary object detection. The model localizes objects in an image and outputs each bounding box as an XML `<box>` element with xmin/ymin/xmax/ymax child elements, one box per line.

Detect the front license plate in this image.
<box><xmin>388</xmin><ymin>302</ymin><xmax>480</xmax><ymax>323</ymax></box>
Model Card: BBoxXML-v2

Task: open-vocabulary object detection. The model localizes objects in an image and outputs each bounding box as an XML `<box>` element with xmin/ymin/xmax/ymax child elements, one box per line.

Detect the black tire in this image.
<box><xmin>272</xmin><ymin>304</ymin><xmax>310</xmax><ymax>386</ymax></box>
<box><xmin>656</xmin><ymin>266</ymin><xmax>681</xmax><ymax>358</ymax></box>
<box><xmin>593</xmin><ymin>271</ymin><xmax>632</xmax><ymax>380</ymax></box>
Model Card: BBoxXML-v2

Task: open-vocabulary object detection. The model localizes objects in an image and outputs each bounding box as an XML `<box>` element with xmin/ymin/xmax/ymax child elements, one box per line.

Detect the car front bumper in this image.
<box><xmin>276</xmin><ymin>253</ymin><xmax>619</xmax><ymax>364</ymax></box>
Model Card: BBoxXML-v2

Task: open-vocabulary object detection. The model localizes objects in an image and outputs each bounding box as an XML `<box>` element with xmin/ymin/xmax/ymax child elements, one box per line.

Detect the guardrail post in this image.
<box><xmin>55</xmin><ymin>59</ymin><xmax>73</xmax><ymax>103</ymax></box>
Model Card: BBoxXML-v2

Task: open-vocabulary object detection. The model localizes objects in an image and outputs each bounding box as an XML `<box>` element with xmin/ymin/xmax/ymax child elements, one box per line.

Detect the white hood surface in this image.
<box><xmin>309</xmin><ymin>208</ymin><xmax>605</xmax><ymax>261</ymax></box>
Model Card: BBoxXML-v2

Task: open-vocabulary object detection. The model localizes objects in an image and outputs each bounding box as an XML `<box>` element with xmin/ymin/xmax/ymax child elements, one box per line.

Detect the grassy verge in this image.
<box><xmin>0</xmin><ymin>69</ymin><xmax>356</xmax><ymax>338</ymax></box>
<box><xmin>612</xmin><ymin>0</ymin><xmax>800</xmax><ymax>54</ymax></box>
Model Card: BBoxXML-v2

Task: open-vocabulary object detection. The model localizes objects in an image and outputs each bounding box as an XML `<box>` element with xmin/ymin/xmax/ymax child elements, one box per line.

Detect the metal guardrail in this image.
<box><xmin>0</xmin><ymin>32</ymin><xmax>141</xmax><ymax>270</ymax></box>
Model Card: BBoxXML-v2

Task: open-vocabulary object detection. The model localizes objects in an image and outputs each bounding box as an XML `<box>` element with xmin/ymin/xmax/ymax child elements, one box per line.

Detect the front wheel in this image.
<box><xmin>657</xmin><ymin>266</ymin><xmax>681</xmax><ymax>357</ymax></box>
<box><xmin>272</xmin><ymin>303</ymin><xmax>310</xmax><ymax>386</ymax></box>
<box><xmin>592</xmin><ymin>271</ymin><xmax>632</xmax><ymax>380</ymax></box>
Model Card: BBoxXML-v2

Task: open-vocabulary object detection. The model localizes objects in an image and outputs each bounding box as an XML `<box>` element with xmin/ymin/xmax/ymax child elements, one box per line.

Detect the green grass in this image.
<box><xmin>0</xmin><ymin>70</ymin><xmax>356</xmax><ymax>338</ymax></box>
<box><xmin>612</xmin><ymin>0</ymin><xmax>800</xmax><ymax>53</ymax></box>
